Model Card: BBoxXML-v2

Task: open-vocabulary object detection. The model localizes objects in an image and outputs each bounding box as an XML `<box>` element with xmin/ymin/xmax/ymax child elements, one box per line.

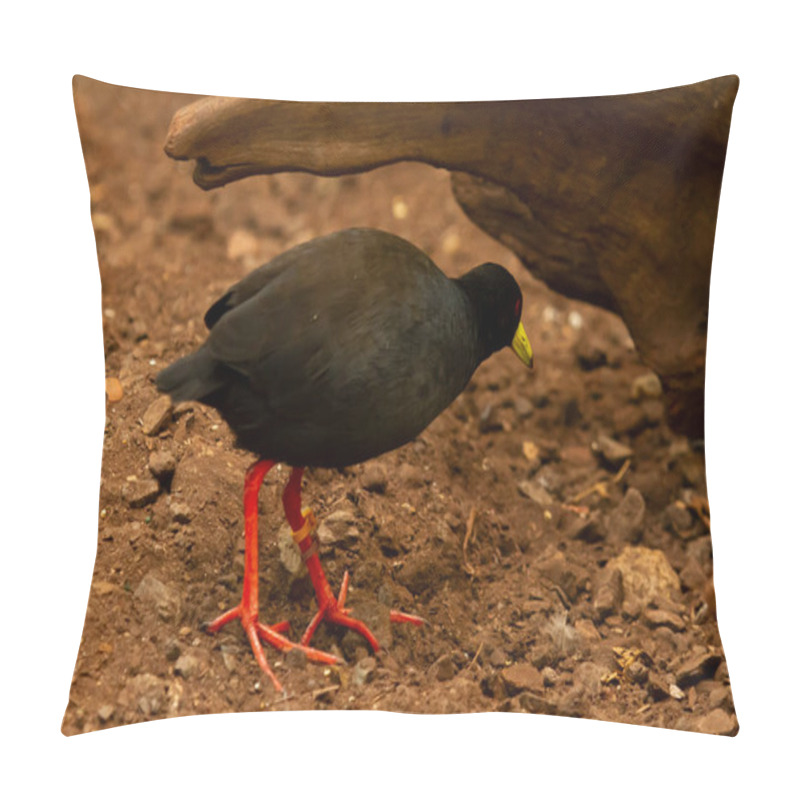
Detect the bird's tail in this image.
<box><xmin>156</xmin><ymin>346</ymin><xmax>224</xmax><ymax>403</ymax></box>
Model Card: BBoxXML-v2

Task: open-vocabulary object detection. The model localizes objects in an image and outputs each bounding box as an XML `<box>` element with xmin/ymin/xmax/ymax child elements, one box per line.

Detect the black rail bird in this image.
<box><xmin>157</xmin><ymin>227</ymin><xmax>533</xmax><ymax>690</ymax></box>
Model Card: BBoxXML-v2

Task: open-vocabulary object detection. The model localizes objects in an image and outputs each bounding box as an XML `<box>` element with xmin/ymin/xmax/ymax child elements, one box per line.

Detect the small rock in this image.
<box><xmin>696</xmin><ymin>708</ymin><xmax>738</xmax><ymax>736</ymax></box>
<box><xmin>517</xmin><ymin>480</ymin><xmax>555</xmax><ymax>507</ymax></box>
<box><xmin>149</xmin><ymin>450</ymin><xmax>177</xmax><ymax>483</ymax></box>
<box><xmin>593</xmin><ymin>567</ymin><xmax>623</xmax><ymax>619</ymax></box>
<box><xmin>528</xmin><ymin>645</ymin><xmax>552</xmax><ymax>669</ymax></box>
<box><xmin>606</xmin><ymin>546</ymin><xmax>681</xmax><ymax>607</ymax></box>
<box><xmin>479</xmin><ymin>403</ymin><xmax>503</xmax><ymax>433</ymax></box>
<box><xmin>105</xmin><ymin>377</ymin><xmax>124</xmax><ymax>403</ymax></box>
<box><xmin>97</xmin><ymin>704</ymin><xmax>115</xmax><ymax>724</ymax></box>
<box><xmin>538</xmin><ymin>553</ymin><xmax>585</xmax><ymax>603</ymax></box>
<box><xmin>669</xmin><ymin>683</ymin><xmax>685</xmax><ymax>700</ymax></box>
<box><xmin>675</xmin><ymin>652</ymin><xmax>722</xmax><ymax>688</ymax></box>
<box><xmin>643</xmin><ymin>608</ymin><xmax>686</xmax><ymax>632</ymax></box>
<box><xmin>397</xmin><ymin>462</ymin><xmax>424</xmax><ymax>487</ymax></box>
<box><xmin>541</xmin><ymin>667</ymin><xmax>557</xmax><ymax>687</ymax></box>
<box><xmin>141</xmin><ymin>395</ymin><xmax>173</xmax><ymax>436</ymax></box>
<box><xmin>607</xmin><ymin>487</ymin><xmax>646</xmax><ymax>543</ymax></box>
<box><xmin>560</xmin><ymin>445</ymin><xmax>594</xmax><ymax>466</ymax></box>
<box><xmin>430</xmin><ymin>654</ymin><xmax>455</xmax><ymax>682</ymax></box>
<box><xmin>708</xmin><ymin>685</ymin><xmax>734</xmax><ymax>712</ymax></box>
<box><xmin>122</xmin><ymin>478</ymin><xmax>161</xmax><ymax>509</ymax></box>
<box><xmin>679</xmin><ymin>558</ymin><xmax>707</xmax><ymax>593</ymax></box>
<box><xmin>574</xmin><ymin>661</ymin><xmax>606</xmax><ymax>697</ymax></box>
<box><xmin>566</xmin><ymin>511</ymin><xmax>605</xmax><ymax>543</ymax></box>
<box><xmin>164</xmin><ymin>639</ymin><xmax>181</xmax><ymax>662</ymax></box>
<box><xmin>631</xmin><ymin>372</ymin><xmax>662</xmax><ymax>400</ymax></box>
<box><xmin>627</xmin><ymin>660</ymin><xmax>649</xmax><ymax>685</ymax></box>
<box><xmin>501</xmin><ymin>662</ymin><xmax>544</xmax><ymax>695</ymax></box>
<box><xmin>641</xmin><ymin>400</ymin><xmax>665</xmax><ymax>425</ymax></box>
<box><xmin>515</xmin><ymin>396</ymin><xmax>535</xmax><ymax>420</ymax></box>
<box><xmin>575</xmin><ymin>618</ymin><xmax>601</xmax><ymax>642</ymax></box>
<box><xmin>133</xmin><ymin>572</ymin><xmax>181</xmax><ymax>622</ymax></box>
<box><xmin>663</xmin><ymin>502</ymin><xmax>693</xmax><ymax>535</ymax></box>
<box><xmin>277</xmin><ymin>525</ymin><xmax>303</xmax><ymax>576</ymax></box>
<box><xmin>353</xmin><ymin>656</ymin><xmax>377</xmax><ymax>686</ymax></box>
<box><xmin>360</xmin><ymin>462</ymin><xmax>387</xmax><ymax>493</ymax></box>
<box><xmin>169</xmin><ymin>501</ymin><xmax>192</xmax><ymax>525</ymax></box>
<box><xmin>174</xmin><ymin>654</ymin><xmax>199</xmax><ymax>679</ymax></box>
<box><xmin>592</xmin><ymin>434</ymin><xmax>633</xmax><ymax>469</ymax></box>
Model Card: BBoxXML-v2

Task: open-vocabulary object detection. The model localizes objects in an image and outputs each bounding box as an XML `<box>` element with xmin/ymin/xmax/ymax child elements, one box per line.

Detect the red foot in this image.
<box><xmin>284</xmin><ymin>467</ymin><xmax>425</xmax><ymax>654</ymax></box>
<box><xmin>299</xmin><ymin>567</ymin><xmax>425</xmax><ymax>651</ymax></box>
<box><xmin>206</xmin><ymin>604</ymin><xmax>338</xmax><ymax>693</ymax></box>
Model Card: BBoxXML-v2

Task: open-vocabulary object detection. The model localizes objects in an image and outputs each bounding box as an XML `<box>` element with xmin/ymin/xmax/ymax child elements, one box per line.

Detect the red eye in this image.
<box><xmin>514</xmin><ymin>298</ymin><xmax>521</xmax><ymax>317</ymax></box>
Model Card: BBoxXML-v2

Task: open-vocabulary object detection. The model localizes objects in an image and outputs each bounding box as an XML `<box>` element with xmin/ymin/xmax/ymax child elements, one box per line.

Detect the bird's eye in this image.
<box><xmin>514</xmin><ymin>298</ymin><xmax>521</xmax><ymax>317</ymax></box>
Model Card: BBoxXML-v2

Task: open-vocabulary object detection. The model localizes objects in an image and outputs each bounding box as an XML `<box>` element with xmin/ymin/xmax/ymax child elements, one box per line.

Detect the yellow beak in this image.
<box><xmin>511</xmin><ymin>321</ymin><xmax>534</xmax><ymax>368</ymax></box>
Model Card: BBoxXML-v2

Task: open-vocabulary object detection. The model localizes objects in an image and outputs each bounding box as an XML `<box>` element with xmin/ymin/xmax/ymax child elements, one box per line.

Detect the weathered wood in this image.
<box><xmin>164</xmin><ymin>77</ymin><xmax>739</xmax><ymax>437</ymax></box>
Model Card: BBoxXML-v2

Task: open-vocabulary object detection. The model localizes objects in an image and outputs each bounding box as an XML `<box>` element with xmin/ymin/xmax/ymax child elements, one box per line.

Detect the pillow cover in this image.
<box><xmin>63</xmin><ymin>74</ymin><xmax>738</xmax><ymax>735</ymax></box>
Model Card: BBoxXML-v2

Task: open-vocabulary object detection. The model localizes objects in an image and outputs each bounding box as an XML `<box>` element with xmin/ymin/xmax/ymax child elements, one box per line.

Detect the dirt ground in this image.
<box><xmin>62</xmin><ymin>77</ymin><xmax>736</xmax><ymax>736</ymax></box>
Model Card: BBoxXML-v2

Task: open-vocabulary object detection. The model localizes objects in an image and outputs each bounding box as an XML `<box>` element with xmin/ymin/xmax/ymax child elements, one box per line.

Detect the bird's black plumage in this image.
<box><xmin>157</xmin><ymin>228</ymin><xmax>526</xmax><ymax>467</ymax></box>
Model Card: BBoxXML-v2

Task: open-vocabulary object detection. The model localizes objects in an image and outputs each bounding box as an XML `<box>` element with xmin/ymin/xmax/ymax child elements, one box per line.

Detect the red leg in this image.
<box><xmin>205</xmin><ymin>459</ymin><xmax>338</xmax><ymax>692</ymax></box>
<box><xmin>282</xmin><ymin>467</ymin><xmax>425</xmax><ymax>652</ymax></box>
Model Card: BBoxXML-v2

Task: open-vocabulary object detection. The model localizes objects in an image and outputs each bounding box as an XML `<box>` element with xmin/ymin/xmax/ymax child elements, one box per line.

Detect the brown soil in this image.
<box><xmin>63</xmin><ymin>78</ymin><xmax>736</xmax><ymax>736</ymax></box>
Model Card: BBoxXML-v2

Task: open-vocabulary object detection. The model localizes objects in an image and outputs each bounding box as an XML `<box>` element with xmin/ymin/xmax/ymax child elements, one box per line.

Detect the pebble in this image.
<box><xmin>501</xmin><ymin>662</ymin><xmax>544</xmax><ymax>694</ymax></box>
<box><xmin>479</xmin><ymin>403</ymin><xmax>503</xmax><ymax>433</ymax></box>
<box><xmin>174</xmin><ymin>654</ymin><xmax>200</xmax><ymax>679</ymax></box>
<box><xmin>105</xmin><ymin>377</ymin><xmax>124</xmax><ymax>403</ymax></box>
<box><xmin>141</xmin><ymin>395</ymin><xmax>173</xmax><ymax>436</ymax></box>
<box><xmin>592</xmin><ymin>434</ymin><xmax>633</xmax><ymax>469</ymax></box>
<box><xmin>353</xmin><ymin>656</ymin><xmax>378</xmax><ymax>686</ymax></box>
<box><xmin>708</xmin><ymin>685</ymin><xmax>734</xmax><ymax>712</ymax></box>
<box><xmin>593</xmin><ymin>567</ymin><xmax>623</xmax><ymax>619</ymax></box>
<box><xmin>360</xmin><ymin>462</ymin><xmax>388</xmax><ymax>493</ymax></box>
<box><xmin>574</xmin><ymin>618</ymin><xmax>601</xmax><ymax>642</ymax></box>
<box><xmin>627</xmin><ymin>660</ymin><xmax>649</xmax><ymax>685</ymax></box>
<box><xmin>541</xmin><ymin>667</ymin><xmax>557</xmax><ymax>687</ymax></box>
<box><xmin>605</xmin><ymin>546</ymin><xmax>681</xmax><ymax>608</ymax></box>
<box><xmin>396</xmin><ymin>462</ymin><xmax>424</xmax><ymax>487</ymax></box>
<box><xmin>517</xmin><ymin>480</ymin><xmax>555</xmax><ymax>507</ymax></box>
<box><xmin>97</xmin><ymin>704</ymin><xmax>115</xmax><ymax>724</ymax></box>
<box><xmin>169</xmin><ymin>501</ymin><xmax>192</xmax><ymax>525</ymax></box>
<box><xmin>164</xmin><ymin>639</ymin><xmax>181</xmax><ymax>662</ymax></box>
<box><xmin>430</xmin><ymin>654</ymin><xmax>455</xmax><ymax>682</ymax></box>
<box><xmin>643</xmin><ymin>608</ymin><xmax>686</xmax><ymax>632</ymax></box>
<box><xmin>122</xmin><ymin>478</ymin><xmax>161</xmax><ymax>509</ymax></box>
<box><xmin>277</xmin><ymin>525</ymin><xmax>303</xmax><ymax>575</ymax></box>
<box><xmin>675</xmin><ymin>652</ymin><xmax>722</xmax><ymax>688</ymax></box>
<box><xmin>607</xmin><ymin>487</ymin><xmax>646</xmax><ymax>543</ymax></box>
<box><xmin>696</xmin><ymin>708</ymin><xmax>738</xmax><ymax>736</ymax></box>
<box><xmin>148</xmin><ymin>450</ymin><xmax>177</xmax><ymax>483</ymax></box>
<box><xmin>566</xmin><ymin>511</ymin><xmax>605</xmax><ymax>543</ymax></box>
<box><xmin>631</xmin><ymin>372</ymin><xmax>662</xmax><ymax>400</ymax></box>
<box><xmin>669</xmin><ymin>683</ymin><xmax>685</xmax><ymax>700</ymax></box>
<box><xmin>514</xmin><ymin>396</ymin><xmax>535</xmax><ymax>420</ymax></box>
<box><xmin>133</xmin><ymin>572</ymin><xmax>182</xmax><ymax>622</ymax></box>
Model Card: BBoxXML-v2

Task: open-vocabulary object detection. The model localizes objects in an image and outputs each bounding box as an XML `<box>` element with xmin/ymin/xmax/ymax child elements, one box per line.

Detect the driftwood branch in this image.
<box><xmin>164</xmin><ymin>77</ymin><xmax>739</xmax><ymax>437</ymax></box>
